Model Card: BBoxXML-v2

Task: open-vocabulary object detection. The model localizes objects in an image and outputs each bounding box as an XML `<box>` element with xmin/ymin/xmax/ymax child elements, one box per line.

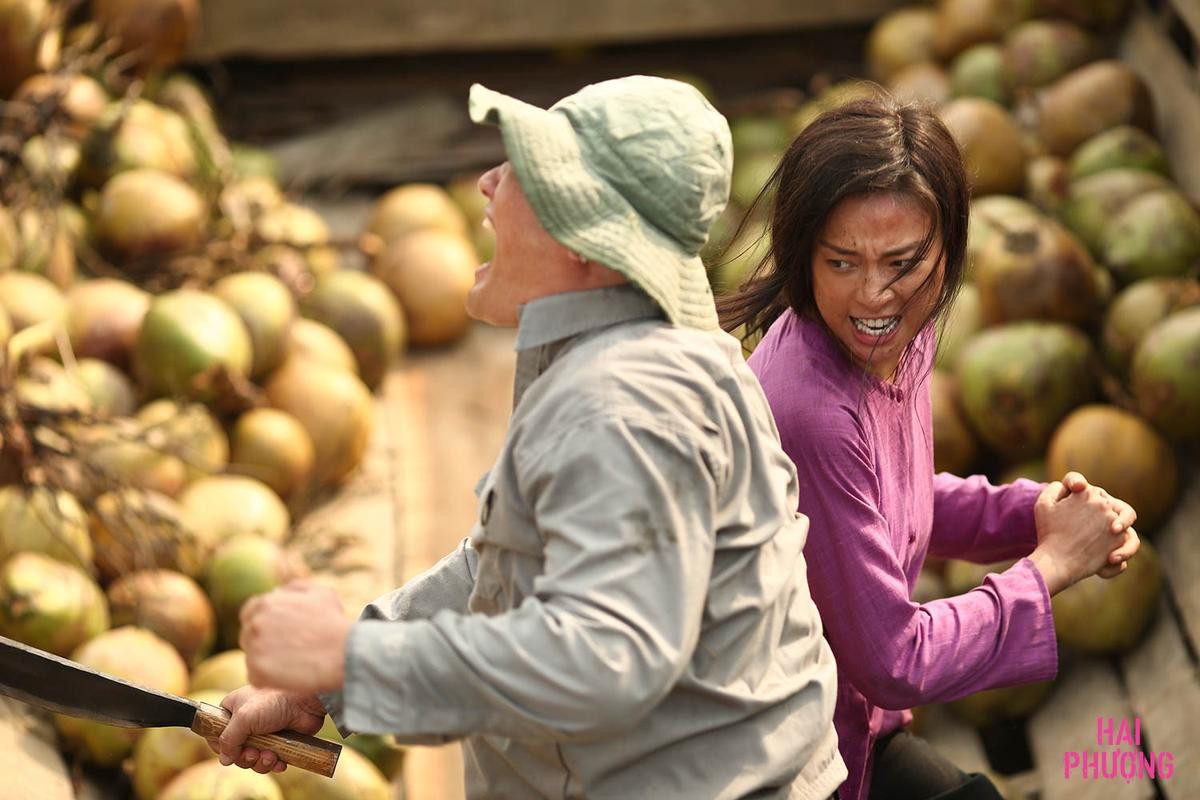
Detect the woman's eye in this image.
<box><xmin>892</xmin><ymin>258</ymin><xmax>917</xmax><ymax>270</ymax></box>
<box><xmin>828</xmin><ymin>259</ymin><xmax>853</xmax><ymax>270</ymax></box>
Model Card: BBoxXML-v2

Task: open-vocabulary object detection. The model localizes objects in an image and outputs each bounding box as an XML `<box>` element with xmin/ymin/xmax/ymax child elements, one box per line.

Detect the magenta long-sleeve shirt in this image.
<box><xmin>748</xmin><ymin>311</ymin><xmax>1059</xmax><ymax>800</ymax></box>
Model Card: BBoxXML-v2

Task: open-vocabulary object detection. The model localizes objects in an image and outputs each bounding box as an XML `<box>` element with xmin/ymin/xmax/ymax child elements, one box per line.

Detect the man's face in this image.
<box><xmin>465</xmin><ymin>162</ymin><xmax>576</xmax><ymax>327</ymax></box>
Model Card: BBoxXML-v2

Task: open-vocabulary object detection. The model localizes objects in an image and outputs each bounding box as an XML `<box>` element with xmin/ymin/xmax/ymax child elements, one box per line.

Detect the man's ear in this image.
<box><xmin>567</xmin><ymin>250</ymin><xmax>590</xmax><ymax>267</ymax></box>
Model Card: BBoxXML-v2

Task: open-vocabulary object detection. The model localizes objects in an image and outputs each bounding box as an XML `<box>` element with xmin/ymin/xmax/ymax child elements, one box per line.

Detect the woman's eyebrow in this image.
<box><xmin>817</xmin><ymin>239</ymin><xmax>922</xmax><ymax>257</ymax></box>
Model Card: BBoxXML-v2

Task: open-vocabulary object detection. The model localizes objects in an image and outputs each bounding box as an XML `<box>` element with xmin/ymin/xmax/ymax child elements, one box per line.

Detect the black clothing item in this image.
<box><xmin>867</xmin><ymin>730</ymin><xmax>1004</xmax><ymax>800</ymax></box>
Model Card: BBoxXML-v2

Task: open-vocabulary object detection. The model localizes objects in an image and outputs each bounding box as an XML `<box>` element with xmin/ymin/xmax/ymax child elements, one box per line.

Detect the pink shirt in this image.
<box><xmin>748</xmin><ymin>311</ymin><xmax>1058</xmax><ymax>800</ymax></box>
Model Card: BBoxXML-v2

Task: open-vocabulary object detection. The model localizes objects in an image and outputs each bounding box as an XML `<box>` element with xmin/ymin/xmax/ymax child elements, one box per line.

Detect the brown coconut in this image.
<box><xmin>372</xmin><ymin>228</ymin><xmax>476</xmax><ymax>346</ymax></box>
<box><xmin>1024</xmin><ymin>155</ymin><xmax>1069</xmax><ymax>215</ymax></box>
<box><xmin>1037</xmin><ymin>60</ymin><xmax>1154</xmax><ymax>156</ymax></box>
<box><xmin>180</xmin><ymin>475</ymin><xmax>290</xmax><ymax>546</ymax></box>
<box><xmin>55</xmin><ymin>627</ymin><xmax>189</xmax><ymax>766</ymax></box>
<box><xmin>211</xmin><ymin>271</ymin><xmax>297</xmax><ymax>378</ymax></box>
<box><xmin>65</xmin><ymin>278</ymin><xmax>151</xmax><ymax>368</ymax></box>
<box><xmin>367</xmin><ymin>183</ymin><xmax>469</xmax><ymax>245</ymax></box>
<box><xmin>82</xmin><ymin>99</ymin><xmax>197</xmax><ymax>185</ymax></box>
<box><xmin>866</xmin><ymin>7</ymin><xmax>939</xmax><ymax>83</ymax></box>
<box><xmin>966</xmin><ymin>196</ymin><xmax>1043</xmax><ymax>282</ymax></box>
<box><xmin>283</xmin><ymin>317</ymin><xmax>358</xmax><ymax>374</ymax></box>
<box><xmin>932</xmin><ymin>0</ymin><xmax>1038</xmax><ymax>60</ymax></box>
<box><xmin>92</xmin><ymin>168</ymin><xmax>207</xmax><ymax>261</ymax></box>
<box><xmin>0</xmin><ymin>0</ymin><xmax>49</xmax><ymax>96</ymax></box>
<box><xmin>265</xmin><ymin>359</ymin><xmax>374</xmax><ymax>486</ymax></box>
<box><xmin>931</xmin><ymin>371</ymin><xmax>978</xmax><ymax>476</ymax></box>
<box><xmin>106</xmin><ymin>569</ymin><xmax>216</xmax><ymax>665</ymax></box>
<box><xmin>888</xmin><ymin>62</ymin><xmax>953</xmax><ymax>107</ymax></box>
<box><xmin>189</xmin><ymin>649</ymin><xmax>249</xmax><ymax>694</ymax></box>
<box><xmin>1002</xmin><ymin>19</ymin><xmax>1097</xmax><ymax>90</ymax></box>
<box><xmin>162</xmin><ymin>759</ymin><xmax>281</xmax><ymax>800</ymax></box>
<box><xmin>89</xmin><ymin>488</ymin><xmax>211</xmax><ymax>581</ymax></box>
<box><xmin>1046</xmin><ymin>404</ymin><xmax>1178</xmax><ymax>535</ymax></box>
<box><xmin>0</xmin><ymin>551</ymin><xmax>108</xmax><ymax>656</ymax></box>
<box><xmin>299</xmin><ymin>269</ymin><xmax>405</xmax><ymax>389</ymax></box>
<box><xmin>0</xmin><ymin>484</ymin><xmax>93</xmax><ymax>568</ymax></box>
<box><xmin>13</xmin><ymin>72</ymin><xmax>108</xmax><ymax>137</ymax></box>
<box><xmin>229</xmin><ymin>407</ymin><xmax>315</xmax><ymax>499</ymax></box>
<box><xmin>939</xmin><ymin>98</ymin><xmax>1027</xmax><ymax>196</ymax></box>
<box><xmin>91</xmin><ymin>0</ymin><xmax>199</xmax><ymax>73</ymax></box>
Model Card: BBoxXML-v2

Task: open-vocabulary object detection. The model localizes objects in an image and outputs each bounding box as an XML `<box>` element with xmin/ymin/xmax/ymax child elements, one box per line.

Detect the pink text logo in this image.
<box><xmin>1062</xmin><ymin>717</ymin><xmax>1174</xmax><ymax>783</ymax></box>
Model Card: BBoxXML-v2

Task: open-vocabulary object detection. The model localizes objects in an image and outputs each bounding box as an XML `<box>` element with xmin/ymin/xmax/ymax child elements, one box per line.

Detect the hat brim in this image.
<box><xmin>469</xmin><ymin>83</ymin><xmax>719</xmax><ymax>331</ymax></box>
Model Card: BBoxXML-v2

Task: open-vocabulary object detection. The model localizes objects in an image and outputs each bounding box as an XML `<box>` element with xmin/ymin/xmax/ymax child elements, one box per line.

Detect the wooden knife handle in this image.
<box><xmin>191</xmin><ymin>702</ymin><xmax>341</xmax><ymax>778</ymax></box>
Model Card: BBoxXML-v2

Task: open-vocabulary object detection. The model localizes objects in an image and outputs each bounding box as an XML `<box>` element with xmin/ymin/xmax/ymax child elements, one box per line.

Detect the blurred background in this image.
<box><xmin>0</xmin><ymin>0</ymin><xmax>1198</xmax><ymax>798</ymax></box>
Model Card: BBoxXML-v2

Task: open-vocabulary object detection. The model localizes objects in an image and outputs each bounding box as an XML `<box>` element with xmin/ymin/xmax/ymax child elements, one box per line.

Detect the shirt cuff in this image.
<box><xmin>998</xmin><ymin>556</ymin><xmax>1059</xmax><ymax>684</ymax></box>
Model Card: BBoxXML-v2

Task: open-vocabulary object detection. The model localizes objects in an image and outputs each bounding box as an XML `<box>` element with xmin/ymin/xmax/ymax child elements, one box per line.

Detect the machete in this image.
<box><xmin>0</xmin><ymin>634</ymin><xmax>340</xmax><ymax>777</ymax></box>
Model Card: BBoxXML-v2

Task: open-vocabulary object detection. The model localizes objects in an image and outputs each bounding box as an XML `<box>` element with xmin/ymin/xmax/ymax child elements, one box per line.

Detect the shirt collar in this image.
<box><xmin>515</xmin><ymin>284</ymin><xmax>664</xmax><ymax>352</ymax></box>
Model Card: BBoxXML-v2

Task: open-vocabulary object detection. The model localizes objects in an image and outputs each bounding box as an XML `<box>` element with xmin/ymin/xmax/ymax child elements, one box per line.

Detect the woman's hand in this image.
<box><xmin>1030</xmin><ymin>472</ymin><xmax>1140</xmax><ymax>595</ymax></box>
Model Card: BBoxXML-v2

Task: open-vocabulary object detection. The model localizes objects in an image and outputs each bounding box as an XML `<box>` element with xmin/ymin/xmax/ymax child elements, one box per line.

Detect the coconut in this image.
<box><xmin>939</xmin><ymin>98</ymin><xmax>1027</xmax><ymax>196</ymax></box>
<box><xmin>219</xmin><ymin>176</ymin><xmax>285</xmax><ymax>233</ymax></box>
<box><xmin>299</xmin><ymin>270</ymin><xmax>404</xmax><ymax>389</ymax></box>
<box><xmin>181</xmin><ymin>475</ymin><xmax>290</xmax><ymax>546</ymax></box>
<box><xmin>932</xmin><ymin>0</ymin><xmax>1037</xmax><ymax>60</ymax></box>
<box><xmin>943</xmin><ymin>559</ymin><xmax>1017</xmax><ymax>595</ymax></box>
<box><xmin>14</xmin><ymin>206</ymin><xmax>75</xmax><ymax>288</ymax></box>
<box><xmin>0</xmin><ymin>0</ymin><xmax>48</xmax><ymax>96</ymax></box>
<box><xmin>156</xmin><ymin>73</ymin><xmax>233</xmax><ymax>174</ymax></box>
<box><xmin>912</xmin><ymin>568</ymin><xmax>947</xmax><ymax>604</ymax></box>
<box><xmin>1052</xmin><ymin>539</ymin><xmax>1161</xmax><ymax>654</ymax></box>
<box><xmin>973</xmin><ymin>213</ymin><xmax>1101</xmax><ymax>326</ymax></box>
<box><xmin>160</xmin><ymin>757</ymin><xmax>282</xmax><ymax>800</ymax></box>
<box><xmin>75</xmin><ymin>358</ymin><xmax>137</xmax><ymax>416</ymax></box>
<box><xmin>1037</xmin><ymin>60</ymin><xmax>1154</xmax><ymax>156</ymax></box>
<box><xmin>966</xmin><ymin>196</ymin><xmax>1043</xmax><ymax>282</ymax></box>
<box><xmin>997</xmin><ymin>458</ymin><xmax>1046</xmax><ymax>484</ymax></box>
<box><xmin>931</xmin><ymin>371</ymin><xmax>978</xmax><ymax>476</ymax></box>
<box><xmin>0</xmin><ymin>485</ymin><xmax>93</xmax><ymax>567</ymax></box>
<box><xmin>1024</xmin><ymin>156</ymin><xmax>1069</xmax><ymax>215</ymax></box>
<box><xmin>254</xmin><ymin>202</ymin><xmax>329</xmax><ymax>248</ymax></box>
<box><xmin>372</xmin><ymin>229</ymin><xmax>476</xmax><ymax>347</ymax></box>
<box><xmin>74</xmin><ymin>431</ymin><xmax>189</xmax><ymax>499</ymax></box>
<box><xmin>729</xmin><ymin>149</ymin><xmax>781</xmax><ymax>210</ymax></box>
<box><xmin>445</xmin><ymin>171</ymin><xmax>494</xmax><ymax>261</ymax></box>
<box><xmin>1060</xmin><ymin>168</ymin><xmax>1170</xmax><ymax>257</ymax></box>
<box><xmin>1100</xmin><ymin>189</ymin><xmax>1200</xmax><ymax>284</ymax></box>
<box><xmin>0</xmin><ymin>306</ymin><xmax>11</xmax><ymax>351</ymax></box>
<box><xmin>212</xmin><ymin>271</ymin><xmax>297</xmax><ymax>378</ymax></box>
<box><xmin>1002</xmin><ymin>19</ymin><xmax>1096</xmax><ymax>90</ymax></box>
<box><xmin>1039</xmin><ymin>0</ymin><xmax>1131</xmax><ymax>28</ymax></box>
<box><xmin>91</xmin><ymin>0</ymin><xmax>199</xmax><ymax>73</ymax></box>
<box><xmin>12</xmin><ymin>73</ymin><xmax>108</xmax><ymax>137</ymax></box>
<box><xmin>92</xmin><ymin>168</ymin><xmax>207</xmax><ymax>262</ymax></box>
<box><xmin>65</xmin><ymin>278</ymin><xmax>151</xmax><ymax>368</ymax></box>
<box><xmin>55</xmin><ymin>627</ymin><xmax>189</xmax><ymax>766</ymax></box>
<box><xmin>205</xmin><ymin>534</ymin><xmax>305</xmax><ymax>649</ymax></box>
<box><xmin>949</xmin><ymin>45</ymin><xmax>1011</xmax><ymax>105</ymax></box>
<box><xmin>271</xmin><ymin>743</ymin><xmax>390</xmax><ymax>800</ymax></box>
<box><xmin>283</xmin><ymin>318</ymin><xmax>358</xmax><ymax>375</ymax></box>
<box><xmin>866</xmin><ymin>7</ymin><xmax>939</xmax><ymax>83</ymax></box>
<box><xmin>0</xmin><ymin>204</ymin><xmax>17</xmax><ymax>271</ymax></box>
<box><xmin>15</xmin><ymin>357</ymin><xmax>92</xmax><ymax>415</ymax></box>
<box><xmin>131</xmin><ymin>690</ymin><xmax>224</xmax><ymax>800</ymax></box>
<box><xmin>887</xmin><ymin>62</ymin><xmax>953</xmax><ymax>107</ymax></box>
<box><xmin>189</xmin><ymin>649</ymin><xmax>249</xmax><ymax>694</ymax></box>
<box><xmin>1102</xmin><ymin>278</ymin><xmax>1200</xmax><ymax>375</ymax></box>
<box><xmin>950</xmin><ymin>681</ymin><xmax>1055</xmax><ymax>727</ymax></box>
<box><xmin>82</xmin><ymin>100</ymin><xmax>197</xmax><ymax>184</ymax></box>
<box><xmin>0</xmin><ymin>551</ymin><xmax>108</xmax><ymax>656</ymax></box>
<box><xmin>1131</xmin><ymin>307</ymin><xmax>1200</xmax><ymax>439</ymax></box>
<box><xmin>106</xmin><ymin>569</ymin><xmax>216</xmax><ymax>665</ymax></box>
<box><xmin>790</xmin><ymin>80</ymin><xmax>880</xmax><ymax>133</ymax></box>
<box><xmin>730</xmin><ymin>114</ymin><xmax>791</xmax><ymax>158</ymax></box>
<box><xmin>0</xmin><ymin>271</ymin><xmax>65</xmax><ymax>331</ymax></box>
<box><xmin>134</xmin><ymin>290</ymin><xmax>253</xmax><ymax>401</ymax></box>
<box><xmin>264</xmin><ymin>359</ymin><xmax>374</xmax><ymax>486</ymax></box>
<box><xmin>956</xmin><ymin>321</ymin><xmax>1095</xmax><ymax>459</ymax></box>
<box><xmin>19</xmin><ymin>136</ymin><xmax>82</xmax><ymax>196</ymax></box>
<box><xmin>229</xmin><ymin>408</ymin><xmax>315</xmax><ymax>499</ymax></box>
<box><xmin>1067</xmin><ymin>126</ymin><xmax>1168</xmax><ymax>182</ymax></box>
<box><xmin>315</xmin><ymin>716</ymin><xmax>405</xmax><ymax>782</ymax></box>
<box><xmin>89</xmin><ymin>488</ymin><xmax>210</xmax><ymax>581</ymax></box>
<box><xmin>1046</xmin><ymin>404</ymin><xmax>1178</xmax><ymax>534</ymax></box>
<box><xmin>367</xmin><ymin>183</ymin><xmax>469</xmax><ymax>245</ymax></box>
<box><xmin>136</xmin><ymin>399</ymin><xmax>230</xmax><ymax>480</ymax></box>
<box><xmin>935</xmin><ymin>284</ymin><xmax>983</xmax><ymax>370</ymax></box>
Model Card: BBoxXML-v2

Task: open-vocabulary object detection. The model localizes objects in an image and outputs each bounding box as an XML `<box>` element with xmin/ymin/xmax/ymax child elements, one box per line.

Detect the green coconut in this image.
<box><xmin>134</xmin><ymin>289</ymin><xmax>253</xmax><ymax>400</ymax></box>
<box><xmin>939</xmin><ymin>98</ymin><xmax>1027</xmax><ymax>196</ymax></box>
<box><xmin>0</xmin><ymin>270</ymin><xmax>65</xmax><ymax>332</ymax></box>
<box><xmin>1060</xmin><ymin>168</ymin><xmax>1170</xmax><ymax>257</ymax></box>
<box><xmin>931</xmin><ymin>371</ymin><xmax>978</xmax><ymax>476</ymax></box>
<box><xmin>866</xmin><ymin>7</ymin><xmax>939</xmax><ymax>83</ymax></box>
<box><xmin>89</xmin><ymin>488</ymin><xmax>211</xmax><ymax>581</ymax></box>
<box><xmin>1100</xmin><ymin>189</ymin><xmax>1200</xmax><ymax>283</ymax></box>
<box><xmin>1067</xmin><ymin>126</ymin><xmax>1168</xmax><ymax>182</ymax></box>
<box><xmin>965</xmin><ymin>196</ymin><xmax>1043</xmax><ymax>282</ymax></box>
<box><xmin>371</xmin><ymin>229</ymin><xmax>475</xmax><ymax>347</ymax></box>
<box><xmin>316</xmin><ymin>716</ymin><xmax>406</xmax><ymax>782</ymax></box>
<box><xmin>1037</xmin><ymin>60</ymin><xmax>1154</xmax><ymax>156</ymax></box>
<box><xmin>887</xmin><ymin>62</ymin><xmax>953</xmax><ymax>108</ymax></box>
<box><xmin>230</xmin><ymin>408</ymin><xmax>315</xmax><ymax>500</ymax></box>
<box><xmin>973</xmin><ymin>213</ymin><xmax>1101</xmax><ymax>326</ymax></box>
<box><xmin>264</xmin><ymin>359</ymin><xmax>374</xmax><ymax>486</ymax></box>
<box><xmin>56</xmin><ymin>627</ymin><xmax>190</xmax><ymax>766</ymax></box>
<box><xmin>935</xmin><ymin>284</ymin><xmax>983</xmax><ymax>371</ymax></box>
<box><xmin>366</xmin><ymin>183</ymin><xmax>469</xmax><ymax>245</ymax></box>
<box><xmin>1052</xmin><ymin>539</ymin><xmax>1162</xmax><ymax>654</ymax></box>
<box><xmin>181</xmin><ymin>475</ymin><xmax>290</xmax><ymax>546</ymax></box>
<box><xmin>956</xmin><ymin>321</ymin><xmax>1095</xmax><ymax>459</ymax></box>
<box><xmin>950</xmin><ymin>681</ymin><xmax>1055</xmax><ymax>727</ymax></box>
<box><xmin>107</xmin><ymin>569</ymin><xmax>216</xmax><ymax>665</ymax></box>
<box><xmin>205</xmin><ymin>534</ymin><xmax>305</xmax><ymax>649</ymax></box>
<box><xmin>997</xmin><ymin>458</ymin><xmax>1047</xmax><ymax>484</ymax></box>
<box><xmin>75</xmin><ymin>358</ymin><xmax>137</xmax><ymax>416</ymax></box>
<box><xmin>944</xmin><ymin>559</ymin><xmax>1018</xmax><ymax>595</ymax></box>
<box><xmin>0</xmin><ymin>551</ymin><xmax>108</xmax><ymax>656</ymax></box>
<box><xmin>92</xmin><ymin>168</ymin><xmax>207</xmax><ymax>262</ymax></box>
<box><xmin>730</xmin><ymin>114</ymin><xmax>791</xmax><ymax>158</ymax></box>
<box><xmin>1102</xmin><ymin>278</ymin><xmax>1200</xmax><ymax>375</ymax></box>
<box><xmin>0</xmin><ymin>0</ymin><xmax>49</xmax><ymax>97</ymax></box>
<box><xmin>730</xmin><ymin>149</ymin><xmax>781</xmax><ymax>211</ymax></box>
<box><xmin>189</xmin><ymin>649</ymin><xmax>249</xmax><ymax>694</ymax></box>
<box><xmin>212</xmin><ymin>271</ymin><xmax>297</xmax><ymax>378</ymax></box>
<box><xmin>1046</xmin><ymin>404</ymin><xmax>1178</xmax><ymax>535</ymax></box>
<box><xmin>283</xmin><ymin>318</ymin><xmax>358</xmax><ymax>375</ymax></box>
<box><xmin>136</xmin><ymin>399</ymin><xmax>230</xmax><ymax>481</ymax></box>
<box><xmin>950</xmin><ymin>44</ymin><xmax>1012</xmax><ymax>105</ymax></box>
<box><xmin>271</xmin><ymin>744</ymin><xmax>390</xmax><ymax>800</ymax></box>
<box><xmin>0</xmin><ymin>485</ymin><xmax>93</xmax><ymax>568</ymax></box>
<box><xmin>65</xmin><ymin>278</ymin><xmax>151</xmax><ymax>368</ymax></box>
<box><xmin>1002</xmin><ymin>19</ymin><xmax>1096</xmax><ymax>89</ymax></box>
<box><xmin>131</xmin><ymin>690</ymin><xmax>224</xmax><ymax>800</ymax></box>
<box><xmin>1024</xmin><ymin>156</ymin><xmax>1070</xmax><ymax>215</ymax></box>
<box><xmin>160</xmin><ymin>759</ymin><xmax>282</xmax><ymax>800</ymax></box>
<box><xmin>299</xmin><ymin>270</ymin><xmax>404</xmax><ymax>390</ymax></box>
<box><xmin>1131</xmin><ymin>307</ymin><xmax>1200</xmax><ymax>439</ymax></box>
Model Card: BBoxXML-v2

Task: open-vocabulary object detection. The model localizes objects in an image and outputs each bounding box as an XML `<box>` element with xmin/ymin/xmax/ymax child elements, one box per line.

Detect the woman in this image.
<box><xmin>719</xmin><ymin>96</ymin><xmax>1141</xmax><ymax>800</ymax></box>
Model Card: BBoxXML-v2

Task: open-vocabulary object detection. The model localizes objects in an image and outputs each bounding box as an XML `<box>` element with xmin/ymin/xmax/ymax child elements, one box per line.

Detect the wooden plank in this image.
<box><xmin>0</xmin><ymin>698</ymin><xmax>73</xmax><ymax>800</ymax></box>
<box><xmin>1028</xmin><ymin>657</ymin><xmax>1154</xmax><ymax>800</ymax></box>
<box><xmin>188</xmin><ymin>0</ymin><xmax>903</xmax><ymax>60</ymax></box>
<box><xmin>1120</xmin><ymin>599</ymin><xmax>1200</xmax><ymax>800</ymax></box>
<box><xmin>1152</xmin><ymin>475</ymin><xmax>1200</xmax><ymax>648</ymax></box>
<box><xmin>1120</xmin><ymin>4</ymin><xmax>1200</xmax><ymax>200</ymax></box>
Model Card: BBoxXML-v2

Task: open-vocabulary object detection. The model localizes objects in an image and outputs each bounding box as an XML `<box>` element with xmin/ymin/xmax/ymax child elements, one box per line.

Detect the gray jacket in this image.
<box><xmin>322</xmin><ymin>285</ymin><xmax>845</xmax><ymax>799</ymax></box>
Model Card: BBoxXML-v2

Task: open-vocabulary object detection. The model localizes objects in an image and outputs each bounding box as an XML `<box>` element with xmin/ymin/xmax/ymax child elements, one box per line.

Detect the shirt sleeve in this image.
<box><xmin>338</xmin><ymin>416</ymin><xmax>718</xmax><ymax>743</ymax></box>
<box><xmin>783</xmin><ymin>413</ymin><xmax>1057</xmax><ymax>711</ymax></box>
<box><xmin>929</xmin><ymin>473</ymin><xmax>1045</xmax><ymax>563</ymax></box>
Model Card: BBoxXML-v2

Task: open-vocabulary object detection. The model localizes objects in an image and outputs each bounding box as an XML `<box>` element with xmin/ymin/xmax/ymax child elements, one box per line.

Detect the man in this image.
<box><xmin>215</xmin><ymin>75</ymin><xmax>847</xmax><ymax>800</ymax></box>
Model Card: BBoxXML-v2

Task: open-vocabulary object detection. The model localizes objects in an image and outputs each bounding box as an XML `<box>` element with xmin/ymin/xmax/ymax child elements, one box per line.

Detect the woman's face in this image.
<box><xmin>810</xmin><ymin>192</ymin><xmax>944</xmax><ymax>381</ymax></box>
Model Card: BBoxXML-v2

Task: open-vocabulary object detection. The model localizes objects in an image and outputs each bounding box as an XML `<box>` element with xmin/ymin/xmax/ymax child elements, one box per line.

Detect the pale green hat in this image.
<box><xmin>468</xmin><ymin>75</ymin><xmax>733</xmax><ymax>330</ymax></box>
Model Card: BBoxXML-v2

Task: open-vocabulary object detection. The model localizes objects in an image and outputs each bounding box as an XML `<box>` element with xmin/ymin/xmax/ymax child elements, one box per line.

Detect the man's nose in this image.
<box><xmin>478</xmin><ymin>166</ymin><xmax>499</xmax><ymax>199</ymax></box>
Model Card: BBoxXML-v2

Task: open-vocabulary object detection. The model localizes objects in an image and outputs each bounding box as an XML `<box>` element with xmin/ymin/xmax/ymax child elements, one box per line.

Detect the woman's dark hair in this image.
<box><xmin>717</xmin><ymin>93</ymin><xmax>970</xmax><ymax>380</ymax></box>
